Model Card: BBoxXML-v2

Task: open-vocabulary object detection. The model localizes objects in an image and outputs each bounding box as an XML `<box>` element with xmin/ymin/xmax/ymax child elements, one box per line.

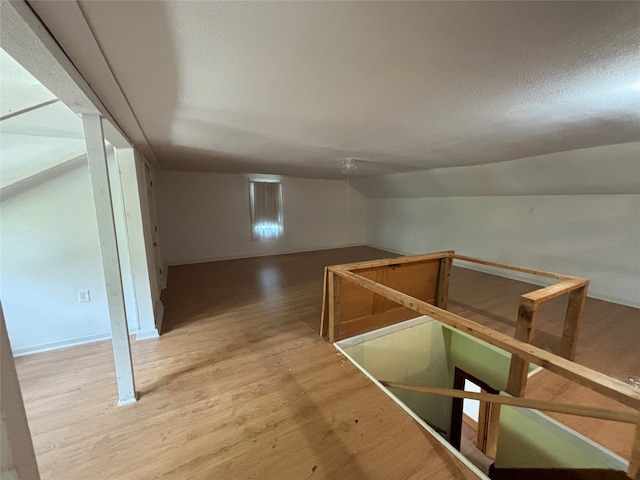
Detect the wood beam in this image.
<box><xmin>328</xmin><ymin>271</ymin><xmax>341</xmax><ymax>343</ymax></box>
<box><xmin>435</xmin><ymin>255</ymin><xmax>453</xmax><ymax>309</ymax></box>
<box><xmin>560</xmin><ymin>285</ymin><xmax>588</xmax><ymax>361</ymax></box>
<box><xmin>380</xmin><ymin>381</ymin><xmax>640</xmax><ymax>424</ymax></box>
<box><xmin>506</xmin><ymin>302</ymin><xmax>538</xmax><ymax>397</ymax></box>
<box><xmin>83</xmin><ymin>114</ymin><xmax>136</xmax><ymax>406</ymax></box>
<box><xmin>330</xmin><ymin>250</ymin><xmax>454</xmax><ymax>271</ymax></box>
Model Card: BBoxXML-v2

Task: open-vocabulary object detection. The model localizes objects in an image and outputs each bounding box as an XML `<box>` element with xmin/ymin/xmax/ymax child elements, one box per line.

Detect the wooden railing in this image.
<box><xmin>320</xmin><ymin>251</ymin><xmax>640</xmax><ymax>479</ymax></box>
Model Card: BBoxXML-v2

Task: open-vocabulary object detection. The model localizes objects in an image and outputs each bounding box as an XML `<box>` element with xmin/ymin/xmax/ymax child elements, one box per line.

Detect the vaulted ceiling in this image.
<box><xmin>0</xmin><ymin>49</ymin><xmax>86</xmax><ymax>194</ymax></box>
<box><xmin>25</xmin><ymin>1</ymin><xmax>640</xmax><ymax>183</ymax></box>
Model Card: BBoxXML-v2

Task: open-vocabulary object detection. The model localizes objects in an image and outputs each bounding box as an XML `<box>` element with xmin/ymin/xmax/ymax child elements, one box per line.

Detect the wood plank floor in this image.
<box><xmin>15</xmin><ymin>247</ymin><xmax>479</xmax><ymax>480</ymax></box>
<box><xmin>14</xmin><ymin>247</ymin><xmax>639</xmax><ymax>478</ymax></box>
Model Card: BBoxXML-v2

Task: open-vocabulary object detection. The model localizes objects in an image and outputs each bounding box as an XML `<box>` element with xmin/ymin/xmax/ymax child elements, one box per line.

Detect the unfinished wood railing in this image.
<box><xmin>320</xmin><ymin>251</ymin><xmax>640</xmax><ymax>479</ymax></box>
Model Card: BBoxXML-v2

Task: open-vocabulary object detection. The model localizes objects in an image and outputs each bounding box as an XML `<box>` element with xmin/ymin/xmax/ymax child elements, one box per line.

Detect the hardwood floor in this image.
<box><xmin>15</xmin><ymin>247</ymin><xmax>477</xmax><ymax>480</ymax></box>
<box><xmin>13</xmin><ymin>247</ymin><xmax>639</xmax><ymax>479</ymax></box>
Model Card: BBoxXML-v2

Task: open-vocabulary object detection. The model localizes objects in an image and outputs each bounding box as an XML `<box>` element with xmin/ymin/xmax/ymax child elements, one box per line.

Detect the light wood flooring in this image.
<box><xmin>15</xmin><ymin>247</ymin><xmax>476</xmax><ymax>480</ymax></box>
<box><xmin>14</xmin><ymin>246</ymin><xmax>639</xmax><ymax>479</ymax></box>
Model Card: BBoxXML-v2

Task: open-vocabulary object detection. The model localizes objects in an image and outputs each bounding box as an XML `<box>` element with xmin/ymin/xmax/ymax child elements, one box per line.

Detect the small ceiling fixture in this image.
<box><xmin>340</xmin><ymin>158</ymin><xmax>358</xmax><ymax>176</ymax></box>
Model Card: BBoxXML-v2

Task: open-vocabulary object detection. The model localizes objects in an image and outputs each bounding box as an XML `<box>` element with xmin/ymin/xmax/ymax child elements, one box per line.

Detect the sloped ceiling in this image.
<box><xmin>0</xmin><ymin>49</ymin><xmax>86</xmax><ymax>193</ymax></box>
<box><xmin>28</xmin><ymin>1</ymin><xmax>640</xmax><ymax>185</ymax></box>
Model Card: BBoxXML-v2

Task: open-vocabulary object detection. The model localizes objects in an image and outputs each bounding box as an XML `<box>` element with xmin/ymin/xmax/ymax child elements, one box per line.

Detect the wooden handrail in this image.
<box><xmin>521</xmin><ymin>278</ymin><xmax>589</xmax><ymax>306</ymax></box>
<box><xmin>451</xmin><ymin>253</ymin><xmax>568</xmax><ymax>280</ymax></box>
<box><xmin>331</xmin><ymin>267</ymin><xmax>640</xmax><ymax>410</ymax></box>
<box><xmin>380</xmin><ymin>380</ymin><xmax>640</xmax><ymax>424</ymax></box>
<box><xmin>328</xmin><ymin>250</ymin><xmax>454</xmax><ymax>271</ymax></box>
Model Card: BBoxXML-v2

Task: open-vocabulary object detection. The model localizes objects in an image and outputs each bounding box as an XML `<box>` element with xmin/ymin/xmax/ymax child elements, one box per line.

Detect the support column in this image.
<box><xmin>83</xmin><ymin>114</ymin><xmax>137</xmax><ymax>406</ymax></box>
<box><xmin>1</xmin><ymin>303</ymin><xmax>41</xmax><ymax>479</ymax></box>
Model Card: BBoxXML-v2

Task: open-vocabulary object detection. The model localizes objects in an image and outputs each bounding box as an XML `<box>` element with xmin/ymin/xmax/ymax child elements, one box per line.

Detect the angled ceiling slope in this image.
<box><xmin>29</xmin><ymin>1</ymin><xmax>640</xmax><ymax>182</ymax></box>
<box><xmin>0</xmin><ymin>48</ymin><xmax>86</xmax><ymax>194</ymax></box>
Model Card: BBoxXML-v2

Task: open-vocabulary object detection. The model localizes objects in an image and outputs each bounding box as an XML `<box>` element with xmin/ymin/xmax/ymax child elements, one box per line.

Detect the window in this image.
<box><xmin>249</xmin><ymin>180</ymin><xmax>283</xmax><ymax>241</ymax></box>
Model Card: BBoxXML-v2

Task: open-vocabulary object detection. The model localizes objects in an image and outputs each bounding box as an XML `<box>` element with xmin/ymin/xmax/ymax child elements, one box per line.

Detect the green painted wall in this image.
<box><xmin>344</xmin><ymin>321</ymin><xmax>453</xmax><ymax>434</ymax></box>
<box><xmin>496</xmin><ymin>406</ymin><xmax>626</xmax><ymax>470</ymax></box>
<box><xmin>343</xmin><ymin>318</ymin><xmax>626</xmax><ymax>472</ymax></box>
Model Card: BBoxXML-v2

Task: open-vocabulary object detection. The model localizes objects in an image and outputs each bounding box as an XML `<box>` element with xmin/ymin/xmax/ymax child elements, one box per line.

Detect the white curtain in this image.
<box><xmin>250</xmin><ymin>181</ymin><xmax>283</xmax><ymax>240</ymax></box>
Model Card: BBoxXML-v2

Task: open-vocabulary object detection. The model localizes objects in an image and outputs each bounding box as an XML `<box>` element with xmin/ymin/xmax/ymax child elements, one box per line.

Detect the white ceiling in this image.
<box><xmin>0</xmin><ymin>48</ymin><xmax>86</xmax><ymax>191</ymax></box>
<box><xmin>26</xmin><ymin>1</ymin><xmax>640</xmax><ymax>180</ymax></box>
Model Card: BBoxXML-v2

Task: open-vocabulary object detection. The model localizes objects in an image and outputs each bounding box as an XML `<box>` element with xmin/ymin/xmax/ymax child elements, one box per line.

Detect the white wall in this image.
<box><xmin>0</xmin><ymin>161</ymin><xmax>114</xmax><ymax>353</ymax></box>
<box><xmin>117</xmin><ymin>149</ymin><xmax>162</xmax><ymax>338</ymax></box>
<box><xmin>157</xmin><ymin>171</ymin><xmax>367</xmax><ymax>265</ymax></box>
<box><xmin>366</xmin><ymin>194</ymin><xmax>640</xmax><ymax>307</ymax></box>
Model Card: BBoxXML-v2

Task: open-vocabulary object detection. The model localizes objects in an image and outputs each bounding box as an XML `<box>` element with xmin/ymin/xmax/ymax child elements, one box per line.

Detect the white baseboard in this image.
<box><xmin>12</xmin><ymin>332</ymin><xmax>112</xmax><ymax>357</ymax></box>
<box><xmin>135</xmin><ymin>328</ymin><xmax>159</xmax><ymax>341</ymax></box>
<box><xmin>167</xmin><ymin>242</ymin><xmax>368</xmax><ymax>266</ymax></box>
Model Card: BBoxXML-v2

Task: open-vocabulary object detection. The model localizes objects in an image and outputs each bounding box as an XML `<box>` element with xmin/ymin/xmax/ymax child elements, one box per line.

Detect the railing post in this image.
<box><xmin>506</xmin><ymin>299</ymin><xmax>538</xmax><ymax>396</ymax></box>
<box><xmin>435</xmin><ymin>253</ymin><xmax>453</xmax><ymax>309</ymax></box>
<box><xmin>560</xmin><ymin>284</ymin><xmax>588</xmax><ymax>360</ymax></box>
<box><xmin>328</xmin><ymin>271</ymin><xmax>341</xmax><ymax>343</ymax></box>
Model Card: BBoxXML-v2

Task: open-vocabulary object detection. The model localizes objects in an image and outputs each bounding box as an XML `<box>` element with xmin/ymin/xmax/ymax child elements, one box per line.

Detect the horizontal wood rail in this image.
<box><xmin>331</xmin><ymin>267</ymin><xmax>640</xmax><ymax>410</ymax></box>
<box><xmin>520</xmin><ymin>278</ymin><xmax>589</xmax><ymax>306</ymax></box>
<box><xmin>329</xmin><ymin>250</ymin><xmax>455</xmax><ymax>271</ymax></box>
<box><xmin>380</xmin><ymin>381</ymin><xmax>640</xmax><ymax>424</ymax></box>
<box><xmin>451</xmin><ymin>253</ymin><xmax>567</xmax><ymax>280</ymax></box>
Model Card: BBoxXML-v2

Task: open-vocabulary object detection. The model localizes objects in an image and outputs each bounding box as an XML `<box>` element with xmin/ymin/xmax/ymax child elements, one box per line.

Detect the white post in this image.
<box><xmin>1</xmin><ymin>303</ymin><xmax>41</xmax><ymax>480</ymax></box>
<box><xmin>116</xmin><ymin>148</ymin><xmax>159</xmax><ymax>339</ymax></box>
<box><xmin>82</xmin><ymin>114</ymin><xmax>137</xmax><ymax>406</ymax></box>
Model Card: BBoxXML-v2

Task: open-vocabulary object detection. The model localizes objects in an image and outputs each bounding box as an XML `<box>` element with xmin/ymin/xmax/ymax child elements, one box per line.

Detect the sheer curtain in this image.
<box><xmin>249</xmin><ymin>181</ymin><xmax>283</xmax><ymax>240</ymax></box>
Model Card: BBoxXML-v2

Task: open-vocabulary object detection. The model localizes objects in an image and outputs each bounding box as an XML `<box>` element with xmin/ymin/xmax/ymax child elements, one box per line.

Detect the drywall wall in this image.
<box><xmin>0</xmin><ymin>146</ymin><xmax>161</xmax><ymax>353</ymax></box>
<box><xmin>495</xmin><ymin>406</ymin><xmax>627</xmax><ymax>470</ymax></box>
<box><xmin>342</xmin><ymin>320</ymin><xmax>452</xmax><ymax>435</ymax></box>
<box><xmin>157</xmin><ymin>171</ymin><xmax>367</xmax><ymax>265</ymax></box>
<box><xmin>352</xmin><ymin>142</ymin><xmax>640</xmax><ymax>198</ymax></box>
<box><xmin>367</xmin><ymin>195</ymin><xmax>640</xmax><ymax>307</ymax></box>
<box><xmin>117</xmin><ymin>148</ymin><xmax>161</xmax><ymax>338</ymax></box>
<box><xmin>0</xmin><ymin>161</ymin><xmax>114</xmax><ymax>353</ymax></box>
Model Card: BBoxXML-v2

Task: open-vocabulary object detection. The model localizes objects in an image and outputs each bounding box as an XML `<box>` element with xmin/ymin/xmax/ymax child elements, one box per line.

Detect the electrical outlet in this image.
<box><xmin>78</xmin><ymin>290</ymin><xmax>91</xmax><ymax>303</ymax></box>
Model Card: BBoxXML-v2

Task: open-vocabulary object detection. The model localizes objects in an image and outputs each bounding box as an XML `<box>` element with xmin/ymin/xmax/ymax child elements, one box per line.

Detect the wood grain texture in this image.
<box><xmin>448</xmin><ymin>266</ymin><xmax>640</xmax><ymax>460</ymax></box>
<box><xmin>380</xmin><ymin>382</ymin><xmax>639</xmax><ymax>424</ymax></box>
<box><xmin>331</xmin><ymin>267</ymin><xmax>640</xmax><ymax>409</ymax></box>
<box><xmin>13</xmin><ymin>248</ymin><xmax>639</xmax><ymax>478</ymax></box>
<box><xmin>15</xmin><ymin>247</ymin><xmax>478</xmax><ymax>480</ymax></box>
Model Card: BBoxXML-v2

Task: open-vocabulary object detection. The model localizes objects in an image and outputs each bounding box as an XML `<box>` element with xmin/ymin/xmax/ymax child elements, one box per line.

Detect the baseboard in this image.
<box><xmin>134</xmin><ymin>299</ymin><xmax>162</xmax><ymax>340</ymax></box>
<box><xmin>12</xmin><ymin>332</ymin><xmax>112</xmax><ymax>357</ymax></box>
<box><xmin>135</xmin><ymin>328</ymin><xmax>159</xmax><ymax>341</ymax></box>
<box><xmin>167</xmin><ymin>243</ymin><xmax>368</xmax><ymax>267</ymax></box>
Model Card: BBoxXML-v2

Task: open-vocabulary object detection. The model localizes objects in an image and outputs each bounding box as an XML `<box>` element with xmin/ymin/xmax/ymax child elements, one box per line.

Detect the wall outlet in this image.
<box><xmin>78</xmin><ymin>289</ymin><xmax>91</xmax><ymax>303</ymax></box>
